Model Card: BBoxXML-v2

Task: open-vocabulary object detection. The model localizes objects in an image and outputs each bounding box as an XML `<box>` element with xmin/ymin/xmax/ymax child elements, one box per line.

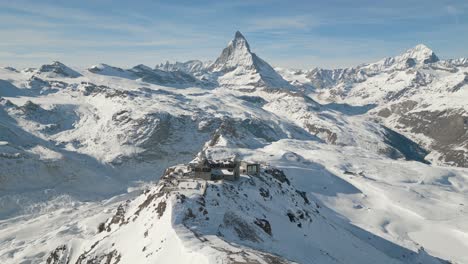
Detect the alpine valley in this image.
<box><xmin>0</xmin><ymin>32</ymin><xmax>467</xmax><ymax>264</ymax></box>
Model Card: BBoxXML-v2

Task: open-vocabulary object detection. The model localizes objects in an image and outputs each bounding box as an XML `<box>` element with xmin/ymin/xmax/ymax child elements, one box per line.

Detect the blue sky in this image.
<box><xmin>0</xmin><ymin>0</ymin><xmax>467</xmax><ymax>69</ymax></box>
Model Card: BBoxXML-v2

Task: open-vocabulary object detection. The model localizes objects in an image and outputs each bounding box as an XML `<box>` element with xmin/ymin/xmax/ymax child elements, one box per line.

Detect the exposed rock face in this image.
<box><xmin>304</xmin><ymin>123</ymin><xmax>337</xmax><ymax>144</ymax></box>
<box><xmin>376</xmin><ymin>100</ymin><xmax>467</xmax><ymax>167</ymax></box>
<box><xmin>210</xmin><ymin>31</ymin><xmax>255</xmax><ymax>73</ymax></box>
<box><xmin>46</xmin><ymin>245</ymin><xmax>69</xmax><ymax>264</ymax></box>
<box><xmin>396</xmin><ymin>109</ymin><xmax>468</xmax><ymax>167</ymax></box>
<box><xmin>381</xmin><ymin>126</ymin><xmax>430</xmax><ymax>164</ymax></box>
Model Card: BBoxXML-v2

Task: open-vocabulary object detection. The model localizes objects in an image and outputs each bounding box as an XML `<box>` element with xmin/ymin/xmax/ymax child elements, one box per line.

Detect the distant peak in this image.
<box><xmin>393</xmin><ymin>43</ymin><xmax>439</xmax><ymax>65</ymax></box>
<box><xmin>38</xmin><ymin>61</ymin><xmax>82</xmax><ymax>78</ymax></box>
<box><xmin>45</xmin><ymin>61</ymin><xmax>69</xmax><ymax>69</ymax></box>
<box><xmin>132</xmin><ymin>64</ymin><xmax>153</xmax><ymax>71</ymax></box>
<box><xmin>88</xmin><ymin>63</ymin><xmax>124</xmax><ymax>73</ymax></box>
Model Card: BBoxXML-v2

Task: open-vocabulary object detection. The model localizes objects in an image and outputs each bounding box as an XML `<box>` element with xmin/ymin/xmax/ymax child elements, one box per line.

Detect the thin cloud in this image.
<box><xmin>0</xmin><ymin>1</ymin><xmax>150</xmax><ymax>34</ymax></box>
<box><xmin>248</xmin><ymin>16</ymin><xmax>319</xmax><ymax>31</ymax></box>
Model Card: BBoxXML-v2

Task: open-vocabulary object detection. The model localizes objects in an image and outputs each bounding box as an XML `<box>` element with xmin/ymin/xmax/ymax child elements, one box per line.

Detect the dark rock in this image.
<box><xmin>254</xmin><ymin>218</ymin><xmax>272</xmax><ymax>236</ymax></box>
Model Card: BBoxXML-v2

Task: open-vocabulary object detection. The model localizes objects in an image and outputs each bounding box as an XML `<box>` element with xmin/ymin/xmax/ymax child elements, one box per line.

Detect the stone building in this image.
<box><xmin>239</xmin><ymin>161</ymin><xmax>260</xmax><ymax>176</ymax></box>
<box><xmin>191</xmin><ymin>152</ymin><xmax>260</xmax><ymax>180</ymax></box>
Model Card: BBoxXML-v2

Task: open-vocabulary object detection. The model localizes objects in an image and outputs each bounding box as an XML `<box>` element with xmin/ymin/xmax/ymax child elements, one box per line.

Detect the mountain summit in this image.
<box><xmin>397</xmin><ymin>44</ymin><xmax>439</xmax><ymax>65</ymax></box>
<box><xmin>37</xmin><ymin>61</ymin><xmax>82</xmax><ymax>78</ymax></box>
<box><xmin>209</xmin><ymin>31</ymin><xmax>292</xmax><ymax>90</ymax></box>
<box><xmin>210</xmin><ymin>31</ymin><xmax>255</xmax><ymax>72</ymax></box>
<box><xmin>358</xmin><ymin>43</ymin><xmax>440</xmax><ymax>72</ymax></box>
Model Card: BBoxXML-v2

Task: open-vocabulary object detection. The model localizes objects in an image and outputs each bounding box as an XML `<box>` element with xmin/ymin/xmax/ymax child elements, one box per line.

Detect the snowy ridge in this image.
<box><xmin>156</xmin><ymin>60</ymin><xmax>210</xmax><ymax>74</ymax></box>
<box><xmin>277</xmin><ymin>44</ymin><xmax>468</xmax><ymax>167</ymax></box>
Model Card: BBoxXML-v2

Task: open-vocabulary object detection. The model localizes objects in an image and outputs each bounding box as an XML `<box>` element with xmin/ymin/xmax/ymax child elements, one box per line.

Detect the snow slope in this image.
<box><xmin>44</xmin><ymin>159</ymin><xmax>448</xmax><ymax>264</ymax></box>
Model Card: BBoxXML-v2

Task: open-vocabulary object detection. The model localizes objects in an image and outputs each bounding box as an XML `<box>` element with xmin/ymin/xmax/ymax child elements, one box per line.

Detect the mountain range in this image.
<box><xmin>0</xmin><ymin>31</ymin><xmax>467</xmax><ymax>264</ymax></box>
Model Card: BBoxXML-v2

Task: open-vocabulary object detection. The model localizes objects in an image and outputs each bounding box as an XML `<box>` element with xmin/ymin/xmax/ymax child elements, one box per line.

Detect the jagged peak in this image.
<box><xmin>397</xmin><ymin>43</ymin><xmax>439</xmax><ymax>64</ymax></box>
<box><xmin>208</xmin><ymin>31</ymin><xmax>294</xmax><ymax>89</ymax></box>
<box><xmin>231</xmin><ymin>30</ymin><xmax>250</xmax><ymax>51</ymax></box>
<box><xmin>234</xmin><ymin>30</ymin><xmax>245</xmax><ymax>40</ymax></box>
<box><xmin>209</xmin><ymin>31</ymin><xmax>256</xmax><ymax>73</ymax></box>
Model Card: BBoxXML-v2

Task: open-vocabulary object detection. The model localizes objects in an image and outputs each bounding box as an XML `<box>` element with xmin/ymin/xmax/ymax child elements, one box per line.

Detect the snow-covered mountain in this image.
<box><xmin>206</xmin><ymin>31</ymin><xmax>294</xmax><ymax>90</ymax></box>
<box><xmin>47</xmin><ymin>158</ymin><xmax>448</xmax><ymax>264</ymax></box>
<box><xmin>36</xmin><ymin>61</ymin><xmax>83</xmax><ymax>78</ymax></box>
<box><xmin>0</xmin><ymin>32</ymin><xmax>467</xmax><ymax>264</ymax></box>
<box><xmin>278</xmin><ymin>44</ymin><xmax>468</xmax><ymax>167</ymax></box>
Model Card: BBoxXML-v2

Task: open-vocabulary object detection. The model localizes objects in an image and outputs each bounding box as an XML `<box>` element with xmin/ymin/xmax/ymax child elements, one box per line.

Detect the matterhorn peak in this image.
<box><xmin>209</xmin><ymin>31</ymin><xmax>293</xmax><ymax>90</ymax></box>
<box><xmin>234</xmin><ymin>30</ymin><xmax>245</xmax><ymax>39</ymax></box>
<box><xmin>209</xmin><ymin>31</ymin><xmax>254</xmax><ymax>73</ymax></box>
<box><xmin>233</xmin><ymin>30</ymin><xmax>249</xmax><ymax>49</ymax></box>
